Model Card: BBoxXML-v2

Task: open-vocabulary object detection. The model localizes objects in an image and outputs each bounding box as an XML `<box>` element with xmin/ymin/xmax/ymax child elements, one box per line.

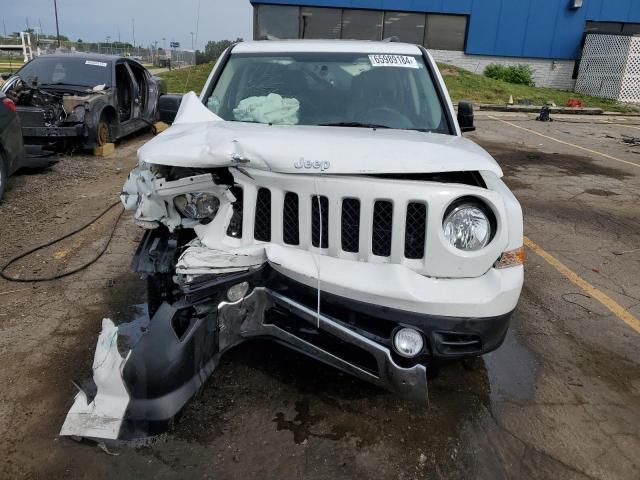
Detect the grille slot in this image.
<box><xmin>372</xmin><ymin>201</ymin><xmax>393</xmax><ymax>257</ymax></box>
<box><xmin>254</xmin><ymin>188</ymin><xmax>271</xmax><ymax>241</ymax></box>
<box><xmin>404</xmin><ymin>202</ymin><xmax>426</xmax><ymax>259</ymax></box>
<box><xmin>226</xmin><ymin>186</ymin><xmax>243</xmax><ymax>238</ymax></box>
<box><xmin>283</xmin><ymin>192</ymin><xmax>300</xmax><ymax>245</ymax></box>
<box><xmin>433</xmin><ymin>332</ymin><xmax>482</xmax><ymax>356</ymax></box>
<box><xmin>311</xmin><ymin>195</ymin><xmax>329</xmax><ymax>248</ymax></box>
<box><xmin>341</xmin><ymin>199</ymin><xmax>360</xmax><ymax>253</ymax></box>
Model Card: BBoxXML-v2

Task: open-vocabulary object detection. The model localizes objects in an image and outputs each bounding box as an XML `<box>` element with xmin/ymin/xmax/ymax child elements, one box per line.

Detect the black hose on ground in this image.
<box><xmin>0</xmin><ymin>201</ymin><xmax>125</xmax><ymax>283</ymax></box>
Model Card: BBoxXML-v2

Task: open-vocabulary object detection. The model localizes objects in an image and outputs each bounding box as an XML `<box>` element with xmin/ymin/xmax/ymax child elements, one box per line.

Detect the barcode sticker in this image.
<box><xmin>85</xmin><ymin>60</ymin><xmax>108</xmax><ymax>67</ymax></box>
<box><xmin>369</xmin><ymin>55</ymin><xmax>419</xmax><ymax>69</ymax></box>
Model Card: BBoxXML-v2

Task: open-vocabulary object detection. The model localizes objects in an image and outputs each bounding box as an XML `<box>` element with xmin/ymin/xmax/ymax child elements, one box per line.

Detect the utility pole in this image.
<box><xmin>3</xmin><ymin>18</ymin><xmax>7</xmax><ymax>38</ymax></box>
<box><xmin>132</xmin><ymin>18</ymin><xmax>136</xmax><ymax>52</ymax></box>
<box><xmin>190</xmin><ymin>31</ymin><xmax>194</xmax><ymax>50</ymax></box>
<box><xmin>53</xmin><ymin>0</ymin><xmax>61</xmax><ymax>48</ymax></box>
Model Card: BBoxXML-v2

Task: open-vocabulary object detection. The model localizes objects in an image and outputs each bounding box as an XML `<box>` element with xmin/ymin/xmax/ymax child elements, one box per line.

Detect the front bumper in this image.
<box><xmin>23</xmin><ymin>124</ymin><xmax>85</xmax><ymax>139</ymax></box>
<box><xmin>60</xmin><ymin>265</ymin><xmax>514</xmax><ymax>441</ymax></box>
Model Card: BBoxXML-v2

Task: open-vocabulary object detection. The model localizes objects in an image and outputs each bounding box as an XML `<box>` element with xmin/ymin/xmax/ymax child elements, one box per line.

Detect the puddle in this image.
<box><xmin>478</xmin><ymin>140</ymin><xmax>633</xmax><ymax>180</ymax></box>
<box><xmin>483</xmin><ymin>329</ymin><xmax>539</xmax><ymax>402</ymax></box>
<box><xmin>584</xmin><ymin>188</ymin><xmax>619</xmax><ymax>197</ymax></box>
<box><xmin>273</xmin><ymin>398</ymin><xmax>345</xmax><ymax>444</ymax></box>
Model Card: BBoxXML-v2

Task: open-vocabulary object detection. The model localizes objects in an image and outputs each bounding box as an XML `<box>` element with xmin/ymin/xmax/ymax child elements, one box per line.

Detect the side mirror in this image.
<box><xmin>457</xmin><ymin>101</ymin><xmax>476</xmax><ymax>133</ymax></box>
<box><xmin>157</xmin><ymin>94</ymin><xmax>184</xmax><ymax>124</ymax></box>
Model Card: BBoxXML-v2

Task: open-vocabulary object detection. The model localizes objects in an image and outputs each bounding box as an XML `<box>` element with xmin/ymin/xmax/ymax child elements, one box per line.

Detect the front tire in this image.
<box><xmin>96</xmin><ymin>112</ymin><xmax>113</xmax><ymax>147</ymax></box>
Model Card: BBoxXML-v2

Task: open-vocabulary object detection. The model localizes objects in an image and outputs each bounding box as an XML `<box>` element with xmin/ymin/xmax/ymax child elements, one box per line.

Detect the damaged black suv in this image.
<box><xmin>1</xmin><ymin>53</ymin><xmax>166</xmax><ymax>152</ymax></box>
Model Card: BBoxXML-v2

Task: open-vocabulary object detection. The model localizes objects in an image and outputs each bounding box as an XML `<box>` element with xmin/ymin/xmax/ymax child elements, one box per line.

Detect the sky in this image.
<box><xmin>2</xmin><ymin>0</ymin><xmax>253</xmax><ymax>50</ymax></box>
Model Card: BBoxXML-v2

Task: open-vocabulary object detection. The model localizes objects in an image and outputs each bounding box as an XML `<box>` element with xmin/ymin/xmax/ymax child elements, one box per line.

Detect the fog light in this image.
<box><xmin>227</xmin><ymin>282</ymin><xmax>250</xmax><ymax>302</ymax></box>
<box><xmin>393</xmin><ymin>328</ymin><xmax>424</xmax><ymax>358</ymax></box>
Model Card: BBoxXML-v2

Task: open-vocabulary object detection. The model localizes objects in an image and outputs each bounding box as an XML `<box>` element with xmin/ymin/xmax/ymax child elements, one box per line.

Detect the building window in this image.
<box><xmin>622</xmin><ymin>23</ymin><xmax>640</xmax><ymax>35</ymax></box>
<box><xmin>383</xmin><ymin>12</ymin><xmax>425</xmax><ymax>44</ymax></box>
<box><xmin>301</xmin><ymin>7</ymin><xmax>342</xmax><ymax>39</ymax></box>
<box><xmin>585</xmin><ymin>22</ymin><xmax>623</xmax><ymax>34</ymax></box>
<box><xmin>425</xmin><ymin>14</ymin><xmax>468</xmax><ymax>51</ymax></box>
<box><xmin>254</xmin><ymin>5</ymin><xmax>300</xmax><ymax>40</ymax></box>
<box><xmin>342</xmin><ymin>9</ymin><xmax>383</xmax><ymax>40</ymax></box>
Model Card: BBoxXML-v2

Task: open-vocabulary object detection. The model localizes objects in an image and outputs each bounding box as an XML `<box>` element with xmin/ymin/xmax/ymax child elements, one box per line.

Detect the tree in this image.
<box><xmin>198</xmin><ymin>38</ymin><xmax>243</xmax><ymax>64</ymax></box>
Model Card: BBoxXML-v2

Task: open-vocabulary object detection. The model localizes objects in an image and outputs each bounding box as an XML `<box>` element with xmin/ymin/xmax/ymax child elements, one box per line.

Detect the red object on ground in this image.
<box><xmin>567</xmin><ymin>99</ymin><xmax>584</xmax><ymax>108</ymax></box>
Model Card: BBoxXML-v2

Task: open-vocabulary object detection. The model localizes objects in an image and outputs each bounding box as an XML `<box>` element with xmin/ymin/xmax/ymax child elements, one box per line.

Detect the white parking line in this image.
<box><xmin>488</xmin><ymin>116</ymin><xmax>640</xmax><ymax>169</ymax></box>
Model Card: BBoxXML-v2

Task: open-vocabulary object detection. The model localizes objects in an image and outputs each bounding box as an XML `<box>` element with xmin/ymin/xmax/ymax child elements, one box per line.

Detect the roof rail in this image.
<box><xmin>382</xmin><ymin>36</ymin><xmax>400</xmax><ymax>42</ymax></box>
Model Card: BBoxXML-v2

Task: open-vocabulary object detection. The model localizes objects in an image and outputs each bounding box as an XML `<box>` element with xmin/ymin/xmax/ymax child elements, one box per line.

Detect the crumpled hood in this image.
<box><xmin>139</xmin><ymin>91</ymin><xmax>502</xmax><ymax>176</ymax></box>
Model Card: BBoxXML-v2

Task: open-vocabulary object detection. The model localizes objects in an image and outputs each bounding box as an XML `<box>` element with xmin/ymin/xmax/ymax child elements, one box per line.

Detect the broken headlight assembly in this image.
<box><xmin>443</xmin><ymin>198</ymin><xmax>495</xmax><ymax>251</ymax></box>
<box><xmin>174</xmin><ymin>192</ymin><xmax>220</xmax><ymax>220</ymax></box>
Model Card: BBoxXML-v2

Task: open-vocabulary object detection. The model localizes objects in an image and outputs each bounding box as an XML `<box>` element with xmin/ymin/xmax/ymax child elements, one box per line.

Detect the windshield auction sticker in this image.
<box><xmin>369</xmin><ymin>54</ymin><xmax>419</xmax><ymax>69</ymax></box>
<box><xmin>85</xmin><ymin>60</ymin><xmax>108</xmax><ymax>67</ymax></box>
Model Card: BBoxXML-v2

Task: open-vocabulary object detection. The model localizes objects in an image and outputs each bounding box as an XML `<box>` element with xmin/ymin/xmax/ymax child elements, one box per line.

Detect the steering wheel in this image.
<box><xmin>366</xmin><ymin>106</ymin><xmax>414</xmax><ymax>129</ymax></box>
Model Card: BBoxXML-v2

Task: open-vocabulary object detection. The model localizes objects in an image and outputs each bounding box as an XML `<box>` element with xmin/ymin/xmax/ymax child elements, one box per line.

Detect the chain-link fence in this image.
<box><xmin>1</xmin><ymin>34</ymin><xmax>195</xmax><ymax>71</ymax></box>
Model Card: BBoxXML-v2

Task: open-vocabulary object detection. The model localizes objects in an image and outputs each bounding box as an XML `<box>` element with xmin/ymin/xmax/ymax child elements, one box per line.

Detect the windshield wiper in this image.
<box><xmin>40</xmin><ymin>82</ymin><xmax>99</xmax><ymax>88</ymax></box>
<box><xmin>318</xmin><ymin>122</ymin><xmax>391</xmax><ymax>129</ymax></box>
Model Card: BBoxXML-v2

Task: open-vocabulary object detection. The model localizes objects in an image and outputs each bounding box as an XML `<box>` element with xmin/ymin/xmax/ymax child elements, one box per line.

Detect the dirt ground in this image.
<box><xmin>1</xmin><ymin>114</ymin><xmax>639</xmax><ymax>479</ymax></box>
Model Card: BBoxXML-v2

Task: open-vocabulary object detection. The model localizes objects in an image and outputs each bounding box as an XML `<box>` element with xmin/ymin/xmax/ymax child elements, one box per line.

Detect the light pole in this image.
<box><xmin>190</xmin><ymin>31</ymin><xmax>194</xmax><ymax>50</ymax></box>
<box><xmin>106</xmin><ymin>35</ymin><xmax>111</xmax><ymax>54</ymax></box>
<box><xmin>53</xmin><ymin>0</ymin><xmax>61</xmax><ymax>48</ymax></box>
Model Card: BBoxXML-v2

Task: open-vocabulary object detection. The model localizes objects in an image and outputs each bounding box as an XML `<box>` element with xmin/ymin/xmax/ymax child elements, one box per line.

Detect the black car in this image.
<box><xmin>0</xmin><ymin>54</ymin><xmax>166</xmax><ymax>152</ymax></box>
<box><xmin>0</xmin><ymin>92</ymin><xmax>26</xmax><ymax>201</ymax></box>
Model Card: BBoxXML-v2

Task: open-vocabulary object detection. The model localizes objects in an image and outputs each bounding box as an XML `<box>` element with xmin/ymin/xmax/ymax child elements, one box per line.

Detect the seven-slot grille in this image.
<box><xmin>241</xmin><ymin>186</ymin><xmax>428</xmax><ymax>261</ymax></box>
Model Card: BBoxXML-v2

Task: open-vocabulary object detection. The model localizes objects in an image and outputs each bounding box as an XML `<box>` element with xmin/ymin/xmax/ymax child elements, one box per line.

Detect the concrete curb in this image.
<box><xmin>477</xmin><ymin>104</ymin><xmax>604</xmax><ymax>115</ymax></box>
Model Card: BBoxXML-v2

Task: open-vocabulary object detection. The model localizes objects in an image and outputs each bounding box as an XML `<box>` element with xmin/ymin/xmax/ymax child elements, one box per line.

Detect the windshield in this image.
<box><xmin>17</xmin><ymin>57</ymin><xmax>112</xmax><ymax>88</ymax></box>
<box><xmin>206</xmin><ymin>52</ymin><xmax>450</xmax><ymax>133</ymax></box>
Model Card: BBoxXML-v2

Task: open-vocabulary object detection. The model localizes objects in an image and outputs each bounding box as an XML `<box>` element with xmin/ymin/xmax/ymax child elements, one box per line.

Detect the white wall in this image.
<box><xmin>429</xmin><ymin>49</ymin><xmax>577</xmax><ymax>91</ymax></box>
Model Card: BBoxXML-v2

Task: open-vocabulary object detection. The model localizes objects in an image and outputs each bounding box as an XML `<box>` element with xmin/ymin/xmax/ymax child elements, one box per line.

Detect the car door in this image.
<box><xmin>126</xmin><ymin>60</ymin><xmax>160</xmax><ymax>122</ymax></box>
<box><xmin>115</xmin><ymin>60</ymin><xmax>139</xmax><ymax>135</ymax></box>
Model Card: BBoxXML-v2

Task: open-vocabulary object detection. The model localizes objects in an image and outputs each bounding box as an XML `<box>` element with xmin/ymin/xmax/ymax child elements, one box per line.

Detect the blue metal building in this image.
<box><xmin>250</xmin><ymin>0</ymin><xmax>640</xmax><ymax>60</ymax></box>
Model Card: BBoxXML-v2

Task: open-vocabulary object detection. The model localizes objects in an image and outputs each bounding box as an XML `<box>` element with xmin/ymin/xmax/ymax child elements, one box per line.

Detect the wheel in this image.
<box><xmin>96</xmin><ymin>113</ymin><xmax>113</xmax><ymax>147</ymax></box>
<box><xmin>0</xmin><ymin>153</ymin><xmax>7</xmax><ymax>202</ymax></box>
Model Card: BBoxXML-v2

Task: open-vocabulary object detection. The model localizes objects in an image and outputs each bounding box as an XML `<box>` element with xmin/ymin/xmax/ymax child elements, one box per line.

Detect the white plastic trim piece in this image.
<box><xmin>59</xmin><ymin>319</ymin><xmax>130</xmax><ymax>440</ymax></box>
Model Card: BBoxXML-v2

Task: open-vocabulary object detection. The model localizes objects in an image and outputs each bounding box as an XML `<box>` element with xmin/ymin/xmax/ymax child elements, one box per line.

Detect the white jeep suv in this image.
<box><xmin>61</xmin><ymin>40</ymin><xmax>524</xmax><ymax>441</ymax></box>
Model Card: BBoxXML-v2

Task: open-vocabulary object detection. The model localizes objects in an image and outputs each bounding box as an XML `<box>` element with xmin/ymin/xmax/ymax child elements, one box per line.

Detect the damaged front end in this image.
<box><xmin>61</xmin><ymin>159</ymin><xmax>430</xmax><ymax>440</ymax></box>
<box><xmin>5</xmin><ymin>78</ymin><xmax>109</xmax><ymax>151</ymax></box>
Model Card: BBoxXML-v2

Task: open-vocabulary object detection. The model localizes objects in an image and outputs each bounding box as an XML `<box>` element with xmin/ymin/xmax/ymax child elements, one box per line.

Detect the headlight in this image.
<box><xmin>174</xmin><ymin>192</ymin><xmax>220</xmax><ymax>219</ymax></box>
<box><xmin>443</xmin><ymin>201</ymin><xmax>492</xmax><ymax>251</ymax></box>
